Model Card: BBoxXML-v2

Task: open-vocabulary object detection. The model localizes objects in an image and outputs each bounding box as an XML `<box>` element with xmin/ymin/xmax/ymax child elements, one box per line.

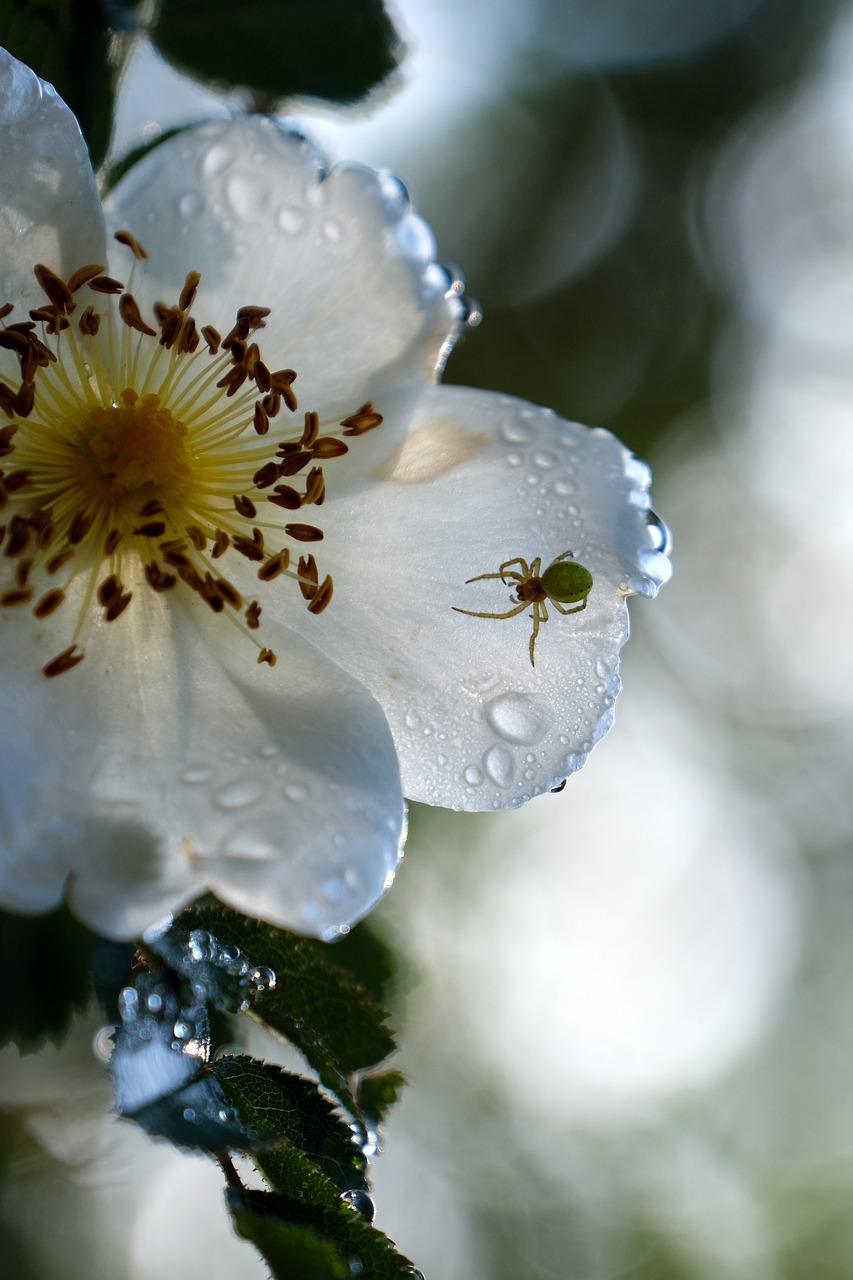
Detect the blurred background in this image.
<box><xmin>4</xmin><ymin>0</ymin><xmax>853</xmax><ymax>1275</ymax></box>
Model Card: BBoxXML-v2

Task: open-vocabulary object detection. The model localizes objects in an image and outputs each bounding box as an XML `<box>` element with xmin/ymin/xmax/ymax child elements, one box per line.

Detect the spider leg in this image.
<box><xmin>528</xmin><ymin>600</ymin><xmax>548</xmax><ymax>666</ymax></box>
<box><xmin>551</xmin><ymin>597</ymin><xmax>588</xmax><ymax>617</ymax></box>
<box><xmin>464</xmin><ymin>569</ymin><xmax>524</xmax><ymax>586</ymax></box>
<box><xmin>453</xmin><ymin>600</ymin><xmax>530</xmax><ymax>622</ymax></box>
<box><xmin>498</xmin><ymin>558</ymin><xmax>530</xmax><ymax>582</ymax></box>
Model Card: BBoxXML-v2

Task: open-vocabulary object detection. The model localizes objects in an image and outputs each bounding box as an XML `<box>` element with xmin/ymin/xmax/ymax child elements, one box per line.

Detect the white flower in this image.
<box><xmin>0</xmin><ymin>49</ymin><xmax>670</xmax><ymax>941</ymax></box>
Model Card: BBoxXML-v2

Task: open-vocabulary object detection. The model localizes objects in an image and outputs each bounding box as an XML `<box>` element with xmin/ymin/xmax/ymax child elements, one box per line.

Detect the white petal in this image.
<box><xmin>103</xmin><ymin>118</ymin><xmax>462</xmax><ymax>410</ymax></box>
<box><xmin>0</xmin><ymin>48</ymin><xmax>106</xmax><ymax>313</ymax></box>
<box><xmin>0</xmin><ymin>585</ymin><xmax>404</xmax><ymax>940</ymax></box>
<box><xmin>278</xmin><ymin>385</ymin><xmax>671</xmax><ymax>809</ymax></box>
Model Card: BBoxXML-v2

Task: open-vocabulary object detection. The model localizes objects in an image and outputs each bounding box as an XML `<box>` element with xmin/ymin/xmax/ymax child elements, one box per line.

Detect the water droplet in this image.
<box><xmin>217</xmin><ymin>943</ymin><xmax>241</xmax><ymax>967</ymax></box>
<box><xmin>201</xmin><ymin>142</ymin><xmax>232</xmax><ymax>178</ymax></box>
<box><xmin>507</xmin><ymin>451</ymin><xmax>523</xmax><ymax>467</ymax></box>
<box><xmin>277</xmin><ymin>204</ymin><xmax>305</xmax><ymax>234</ymax></box>
<box><xmin>214</xmin><ymin>779</ymin><xmax>262</xmax><ymax>810</ymax></box>
<box><xmin>181</xmin><ymin>764</ymin><xmax>213</xmax><ymax>785</ymax></box>
<box><xmin>250</xmin><ymin>966</ymin><xmax>276</xmax><ymax>993</ymax></box>
<box><xmin>188</xmin><ymin>928</ymin><xmax>215</xmax><ymax>961</ymax></box>
<box><xmin>322</xmin><ymin>217</ymin><xmax>343</xmax><ymax>242</ymax></box>
<box><xmin>532</xmin><ymin>450</ymin><xmax>557</xmax><ymax>469</ymax></box>
<box><xmin>118</xmin><ymin>986</ymin><xmax>138</xmax><ymax>1022</ymax></box>
<box><xmin>283</xmin><ymin>781</ymin><xmax>307</xmax><ymax>803</ymax></box>
<box><xmin>404</xmin><ymin>708</ymin><xmax>422</xmax><ymax>730</ymax></box>
<box><xmin>483</xmin><ymin>744</ymin><xmax>514</xmax><ymax>788</ymax></box>
<box><xmin>501</xmin><ymin>417</ymin><xmax>534</xmax><ymax>445</ymax></box>
<box><xmin>463</xmin><ymin>764</ymin><xmax>483</xmax><ymax>786</ymax></box>
<box><xmin>92</xmin><ymin>1025</ymin><xmax>115</xmax><ymax>1062</ymax></box>
<box><xmin>485</xmin><ymin>692</ymin><xmax>549</xmax><ymax>745</ymax></box>
<box><xmin>218</xmin><ymin>1106</ymin><xmax>239</xmax><ymax>1124</ymax></box>
<box><xmin>183</xmin><ymin>1107</ymin><xmax>197</xmax><ymax>1122</ymax></box>
<box><xmin>173</xmin><ymin>1019</ymin><xmax>192</xmax><ymax>1041</ymax></box>
<box><xmin>225</xmin><ymin>172</ymin><xmax>268</xmax><ymax>220</ymax></box>
<box><xmin>146</xmin><ymin>992</ymin><xmax>164</xmax><ymax>1014</ymax></box>
<box><xmin>178</xmin><ymin>191</ymin><xmax>202</xmax><ymax>217</ymax></box>
<box><xmin>341</xmin><ymin>1190</ymin><xmax>375</xmax><ymax>1222</ymax></box>
<box><xmin>554</xmin><ymin>479</ymin><xmax>576</xmax><ymax>495</ymax></box>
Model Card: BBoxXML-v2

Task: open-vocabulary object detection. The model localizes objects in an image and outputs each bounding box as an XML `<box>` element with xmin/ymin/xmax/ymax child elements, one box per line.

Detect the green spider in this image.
<box><xmin>453</xmin><ymin>552</ymin><xmax>593</xmax><ymax>666</ymax></box>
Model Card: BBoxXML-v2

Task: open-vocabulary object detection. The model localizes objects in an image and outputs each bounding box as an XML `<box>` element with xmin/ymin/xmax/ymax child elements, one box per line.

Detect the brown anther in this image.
<box><xmin>216</xmin><ymin>365</ymin><xmax>248</xmax><ymax>397</ymax></box>
<box><xmin>34</xmin><ymin>264</ymin><xmax>75</xmax><ymax>314</ymax></box>
<box><xmin>202</xmin><ymin>325</ymin><xmax>221</xmax><ymax>354</ymax></box>
<box><xmin>0</xmin><ymin>478</ymin><xmax>6</xmax><ymax>508</ymax></box>
<box><xmin>179</xmin><ymin>271</ymin><xmax>201</xmax><ymax>311</ymax></box>
<box><xmin>215</xmin><ymin>577</ymin><xmax>242</xmax><ymax>609</ymax></box>
<box><xmin>297</xmin><ymin>554</ymin><xmax>319</xmax><ymax>600</ymax></box>
<box><xmin>119</xmin><ymin>293</ymin><xmax>157</xmax><ymax>337</ymax></box>
<box><xmin>271</xmin><ymin>370</ymin><xmax>297</xmax><ymax>412</ymax></box>
<box><xmin>158</xmin><ymin>311</ymin><xmax>181</xmax><ymax>348</ymax></box>
<box><xmin>28</xmin><ymin>306</ymin><xmax>67</xmax><ymax>338</ymax></box>
<box><xmin>232</xmin><ymin>534</ymin><xmax>265</xmax><ymax>562</ymax></box>
<box><xmin>268</xmin><ymin>485</ymin><xmax>301</xmax><ymax>511</ymax></box>
<box><xmin>224</xmin><ymin>336</ymin><xmax>247</xmax><ymax>362</ymax></box>
<box><xmin>253</xmin><ymin>361</ymin><xmax>272</xmax><ymax>393</ymax></box>
<box><xmin>178</xmin><ymin>317</ymin><xmax>200</xmax><ymax>354</ymax></box>
<box><xmin>276</xmin><ymin>449</ymin><xmax>312</xmax><ymax>477</ymax></box>
<box><xmin>33</xmin><ymin>588</ymin><xmax>65</xmax><ymax>618</ymax></box>
<box><xmin>244</xmin><ymin>343</ymin><xmax>261</xmax><ymax>376</ymax></box>
<box><xmin>307</xmin><ymin>575</ymin><xmax>334</xmax><ymax>615</ymax></box>
<box><xmin>303</xmin><ymin>467</ymin><xmax>326</xmax><ymax>506</ymax></box>
<box><xmin>78</xmin><ymin>306</ymin><xmax>101</xmax><ymax>336</ymax></box>
<box><xmin>68</xmin><ymin>512</ymin><xmax>93</xmax><ymax>545</ymax></box>
<box><xmin>200</xmin><ymin>577</ymin><xmax>225</xmax><ymax>612</ymax></box>
<box><xmin>257</xmin><ymin>550</ymin><xmax>290</xmax><ymax>581</ymax></box>
<box><xmin>68</xmin><ymin>263</ymin><xmax>106</xmax><ymax>292</ymax></box>
<box><xmin>0</xmin><ymin>328</ymin><xmax>31</xmax><ymax>357</ymax></box>
<box><xmin>88</xmin><ymin>275</ymin><xmax>125</xmax><ymax>295</ymax></box>
<box><xmin>186</xmin><ymin>524</ymin><xmax>207</xmax><ymax>550</ymax></box>
<box><xmin>0</xmin><ymin>303</ymin><xmax>12</xmax><ymax>320</ymax></box>
<box><xmin>252</xmin><ymin>461</ymin><xmax>282</xmax><ymax>490</ymax></box>
<box><xmin>163</xmin><ymin>544</ymin><xmax>192</xmax><ymax>569</ymax></box>
<box><xmin>236</xmin><ymin>305</ymin><xmax>271</xmax><ymax>330</ymax></box>
<box><xmin>15</xmin><ymin>558</ymin><xmax>32</xmax><ymax>586</ymax></box>
<box><xmin>43</xmin><ymin>645</ymin><xmax>85</xmax><ymax>677</ymax></box>
<box><xmin>132</xmin><ymin>521</ymin><xmax>167</xmax><ymax>538</ymax></box>
<box><xmin>145</xmin><ymin>563</ymin><xmax>178</xmax><ymax>592</ymax></box>
<box><xmin>97</xmin><ymin>575</ymin><xmax>119</xmax><ymax>606</ymax></box>
<box><xmin>253</xmin><ymin>403</ymin><xmax>270</xmax><ymax>436</ymax></box>
<box><xmin>233</xmin><ymin>494</ymin><xmax>257</xmax><ymax>519</ymax></box>
<box><xmin>104</xmin><ymin>528</ymin><xmax>122</xmax><ymax>555</ymax></box>
<box><xmin>105</xmin><ymin>589</ymin><xmax>132</xmax><ymax>621</ymax></box>
<box><xmin>15</xmin><ymin>381</ymin><xmax>34</xmax><ymax>418</ymax></box>
<box><xmin>20</xmin><ymin>344</ymin><xmax>39</xmax><ymax>380</ymax></box>
<box><xmin>262</xmin><ymin>391</ymin><xmax>282</xmax><ymax>418</ymax></box>
<box><xmin>139</xmin><ymin>499</ymin><xmax>164</xmax><ymax>517</ymax></box>
<box><xmin>245</xmin><ymin>600</ymin><xmax>261</xmax><ymax>629</ymax></box>
<box><xmin>4</xmin><ymin>469</ymin><xmax>31</xmax><ymax>493</ymax></box>
<box><xmin>211</xmin><ymin>529</ymin><xmax>229</xmax><ymax>559</ymax></box>
<box><xmin>257</xmin><ymin>648</ymin><xmax>276</xmax><ymax>667</ymax></box>
<box><xmin>4</xmin><ymin>516</ymin><xmax>31</xmax><ymax>557</ymax></box>
<box><xmin>114</xmin><ymin>230</ymin><xmax>148</xmax><ymax>260</ymax></box>
<box><xmin>341</xmin><ymin>402</ymin><xmax>383</xmax><ymax>435</ymax></box>
<box><xmin>31</xmin><ymin>511</ymin><xmax>55</xmax><ymax>549</ymax></box>
<box><xmin>0</xmin><ymin>384</ymin><xmax>17</xmax><ymax>418</ymax></box>
<box><xmin>312</xmin><ymin>437</ymin><xmax>349</xmax><ymax>459</ymax></box>
<box><xmin>1</xmin><ymin>587</ymin><xmax>33</xmax><ymax>606</ymax></box>
<box><xmin>47</xmin><ymin>548</ymin><xmax>75</xmax><ymax>574</ymax></box>
<box><xmin>301</xmin><ymin>411</ymin><xmax>319</xmax><ymax>448</ymax></box>
<box><xmin>286</xmin><ymin>523</ymin><xmax>324</xmax><ymax>543</ymax></box>
<box><xmin>178</xmin><ymin>563</ymin><xmax>203</xmax><ymax>591</ymax></box>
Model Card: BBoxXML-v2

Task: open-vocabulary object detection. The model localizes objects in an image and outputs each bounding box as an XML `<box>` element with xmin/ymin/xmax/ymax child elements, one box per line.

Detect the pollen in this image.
<box><xmin>0</xmin><ymin>234</ymin><xmax>383</xmax><ymax>677</ymax></box>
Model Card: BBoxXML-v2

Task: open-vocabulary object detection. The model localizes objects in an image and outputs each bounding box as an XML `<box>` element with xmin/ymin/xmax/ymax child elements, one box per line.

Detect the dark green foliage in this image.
<box><xmin>214</xmin><ymin>1055</ymin><xmax>368</xmax><ymax>1193</ymax></box>
<box><xmin>151</xmin><ymin>0</ymin><xmax>401</xmax><ymax>107</ymax></box>
<box><xmin>147</xmin><ymin>899</ymin><xmax>396</xmax><ymax>1106</ymax></box>
<box><xmin>0</xmin><ymin>906</ymin><xmax>132</xmax><ymax>1053</ymax></box>
<box><xmin>232</xmin><ymin>1188</ymin><xmax>417</xmax><ymax>1280</ymax></box>
<box><xmin>0</xmin><ymin>0</ymin><xmax>128</xmax><ymax>167</ymax></box>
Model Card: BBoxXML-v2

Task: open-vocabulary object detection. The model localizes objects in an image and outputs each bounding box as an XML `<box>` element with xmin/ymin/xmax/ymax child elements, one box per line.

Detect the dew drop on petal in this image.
<box><xmin>181</xmin><ymin>764</ymin><xmax>213</xmax><ymax>786</ymax></box>
<box><xmin>484</xmin><ymin>692</ymin><xmax>550</xmax><ymax>745</ymax></box>
<box><xmin>225</xmin><ymin>172</ymin><xmax>268</xmax><ymax>220</ymax></box>
<box><xmin>483</xmin><ymin>744</ymin><xmax>515</xmax><ymax>788</ymax></box>
<box><xmin>201</xmin><ymin>141</ymin><xmax>233</xmax><ymax>178</ymax></box>
<box><xmin>178</xmin><ymin>191</ymin><xmax>202</xmax><ymax>217</ymax></box>
<box><xmin>214</xmin><ymin>779</ymin><xmax>263</xmax><ymax>811</ymax></box>
<box><xmin>463</xmin><ymin>764</ymin><xmax>484</xmax><ymax>786</ymax></box>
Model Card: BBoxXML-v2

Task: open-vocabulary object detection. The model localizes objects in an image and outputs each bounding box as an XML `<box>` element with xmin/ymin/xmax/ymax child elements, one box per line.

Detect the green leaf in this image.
<box><xmin>151</xmin><ymin>0</ymin><xmax>401</xmax><ymax>107</ymax></box>
<box><xmin>146</xmin><ymin>900</ymin><xmax>396</xmax><ymax>1108</ymax></box>
<box><xmin>354</xmin><ymin>1069</ymin><xmax>406</xmax><ymax>1131</ymax></box>
<box><xmin>0</xmin><ymin>906</ymin><xmax>132</xmax><ymax>1053</ymax></box>
<box><xmin>215</xmin><ymin>1055</ymin><xmax>368</xmax><ymax>1193</ymax></box>
<box><xmin>231</xmin><ymin>1211</ymin><xmax>349</xmax><ymax>1280</ymax></box>
<box><xmin>0</xmin><ymin>0</ymin><xmax>133</xmax><ymax>168</ymax></box>
<box><xmin>231</xmin><ymin>1188</ymin><xmax>418</xmax><ymax>1280</ymax></box>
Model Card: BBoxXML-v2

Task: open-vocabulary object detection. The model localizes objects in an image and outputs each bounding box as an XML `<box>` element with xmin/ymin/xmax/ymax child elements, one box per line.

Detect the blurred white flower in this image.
<box><xmin>0</xmin><ymin>48</ymin><xmax>669</xmax><ymax>941</ymax></box>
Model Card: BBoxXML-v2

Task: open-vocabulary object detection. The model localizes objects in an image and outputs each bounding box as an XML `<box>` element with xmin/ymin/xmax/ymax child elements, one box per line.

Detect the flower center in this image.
<box><xmin>87</xmin><ymin>392</ymin><xmax>191</xmax><ymax>497</ymax></box>
<box><xmin>0</xmin><ymin>233</ymin><xmax>384</xmax><ymax>678</ymax></box>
